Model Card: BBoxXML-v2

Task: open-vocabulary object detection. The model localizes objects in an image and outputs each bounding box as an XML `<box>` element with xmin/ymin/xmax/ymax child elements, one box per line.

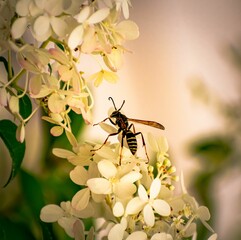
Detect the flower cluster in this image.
<box><xmin>0</xmin><ymin>0</ymin><xmax>139</xmax><ymax>141</ymax></box>
<box><xmin>0</xmin><ymin>1</ymin><xmax>217</xmax><ymax>239</ymax></box>
<box><xmin>40</xmin><ymin>130</ymin><xmax>217</xmax><ymax>240</ymax></box>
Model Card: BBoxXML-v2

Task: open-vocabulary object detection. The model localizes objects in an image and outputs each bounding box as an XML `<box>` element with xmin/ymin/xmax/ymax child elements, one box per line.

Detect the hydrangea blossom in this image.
<box><xmin>0</xmin><ymin>1</ymin><xmax>217</xmax><ymax>239</ymax></box>
<box><xmin>44</xmin><ymin>131</ymin><xmax>216</xmax><ymax>239</ymax></box>
<box><xmin>0</xmin><ymin>0</ymin><xmax>139</xmax><ymax>142</ymax></box>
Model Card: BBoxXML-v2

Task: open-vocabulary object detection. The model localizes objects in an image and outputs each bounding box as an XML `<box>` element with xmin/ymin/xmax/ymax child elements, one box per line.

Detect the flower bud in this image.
<box><xmin>16</xmin><ymin>122</ymin><xmax>25</xmax><ymax>143</ymax></box>
<box><xmin>9</xmin><ymin>95</ymin><xmax>19</xmax><ymax>114</ymax></box>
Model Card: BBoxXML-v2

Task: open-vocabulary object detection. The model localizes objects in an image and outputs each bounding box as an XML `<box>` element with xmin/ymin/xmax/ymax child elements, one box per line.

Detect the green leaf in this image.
<box><xmin>20</xmin><ymin>170</ymin><xmax>56</xmax><ymax>240</ymax></box>
<box><xmin>0</xmin><ymin>216</ymin><xmax>34</xmax><ymax>240</ymax></box>
<box><xmin>20</xmin><ymin>169</ymin><xmax>45</xmax><ymax>217</ymax></box>
<box><xmin>189</xmin><ymin>135</ymin><xmax>232</xmax><ymax>167</ymax></box>
<box><xmin>0</xmin><ymin>56</ymin><xmax>9</xmax><ymax>73</ymax></box>
<box><xmin>0</xmin><ymin>120</ymin><xmax>25</xmax><ymax>187</ymax></box>
<box><xmin>18</xmin><ymin>92</ymin><xmax>32</xmax><ymax>119</ymax></box>
<box><xmin>0</xmin><ymin>56</ymin><xmax>14</xmax><ymax>79</ymax></box>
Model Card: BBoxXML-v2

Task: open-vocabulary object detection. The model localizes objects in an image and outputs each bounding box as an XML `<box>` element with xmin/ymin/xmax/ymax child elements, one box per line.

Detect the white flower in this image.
<box><xmin>148</xmin><ymin>133</ymin><xmax>169</xmax><ymax>163</ymax></box>
<box><xmin>115</xmin><ymin>0</ymin><xmax>131</xmax><ymax>19</ymax></box>
<box><xmin>87</xmin><ymin>159</ymin><xmax>142</xmax><ymax>199</ymax></box>
<box><xmin>11</xmin><ymin>0</ymin><xmax>68</xmax><ymax>41</ymax></box>
<box><xmin>70</xmin><ymin>162</ymin><xmax>101</xmax><ymax>211</ymax></box>
<box><xmin>68</xmin><ymin>6</ymin><xmax>110</xmax><ymax>49</ymax></box>
<box><xmin>108</xmin><ymin>217</ymin><xmax>127</xmax><ymax>240</ymax></box>
<box><xmin>40</xmin><ymin>201</ymin><xmax>84</xmax><ymax>238</ymax></box>
<box><xmin>126</xmin><ymin>178</ymin><xmax>171</xmax><ymax>227</ymax></box>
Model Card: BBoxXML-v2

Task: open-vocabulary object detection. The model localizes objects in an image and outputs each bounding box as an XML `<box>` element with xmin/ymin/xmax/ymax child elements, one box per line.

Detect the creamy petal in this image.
<box><xmin>152</xmin><ymin>199</ymin><xmax>171</xmax><ymax>216</ymax></box>
<box><xmin>68</xmin><ymin>25</ymin><xmax>84</xmax><ymax>49</ymax></box>
<box><xmin>113</xmin><ymin>201</ymin><xmax>124</xmax><ymax>217</ymax></box>
<box><xmin>150</xmin><ymin>178</ymin><xmax>161</xmax><ymax>199</ymax></box>
<box><xmin>11</xmin><ymin>17</ymin><xmax>28</xmax><ymax>39</ymax></box>
<box><xmin>87</xmin><ymin>8</ymin><xmax>110</xmax><ymax>24</ymax></box>
<box><xmin>51</xmin><ymin>16</ymin><xmax>68</xmax><ymax>37</ymax></box>
<box><xmin>70</xmin><ymin>165</ymin><xmax>88</xmax><ymax>185</ymax></box>
<box><xmin>114</xmin><ymin>182</ymin><xmax>136</xmax><ymax>199</ymax></box>
<box><xmin>116</xmin><ymin>20</ymin><xmax>139</xmax><ymax>40</ymax></box>
<box><xmin>197</xmin><ymin>206</ymin><xmax>211</xmax><ymax>221</ymax></box>
<box><xmin>143</xmin><ymin>204</ymin><xmax>155</xmax><ymax>227</ymax></box>
<box><xmin>40</xmin><ymin>204</ymin><xmax>64</xmax><ymax>222</ymax></box>
<box><xmin>120</xmin><ymin>171</ymin><xmax>142</xmax><ymax>183</ymax></box>
<box><xmin>87</xmin><ymin>178</ymin><xmax>112</xmax><ymax>194</ymax></box>
<box><xmin>126</xmin><ymin>197</ymin><xmax>145</xmax><ymax>215</ymax></box>
<box><xmin>33</xmin><ymin>15</ymin><xmax>51</xmax><ymax>36</ymax></box>
<box><xmin>108</xmin><ymin>223</ymin><xmax>125</xmax><ymax>240</ymax></box>
<box><xmin>71</xmin><ymin>188</ymin><xmax>90</xmax><ymax>211</ymax></box>
<box><xmin>98</xmin><ymin>160</ymin><xmax>117</xmax><ymax>179</ymax></box>
<box><xmin>126</xmin><ymin>231</ymin><xmax>147</xmax><ymax>240</ymax></box>
<box><xmin>138</xmin><ymin>184</ymin><xmax>148</xmax><ymax>202</ymax></box>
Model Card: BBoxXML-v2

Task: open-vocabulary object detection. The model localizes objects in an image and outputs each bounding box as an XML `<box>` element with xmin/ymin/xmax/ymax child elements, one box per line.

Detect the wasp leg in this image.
<box><xmin>119</xmin><ymin>131</ymin><xmax>126</xmax><ymax>165</ymax></box>
<box><xmin>133</xmin><ymin>131</ymin><xmax>150</xmax><ymax>163</ymax></box>
<box><xmin>93</xmin><ymin>117</ymin><xmax>110</xmax><ymax>126</ymax></box>
<box><xmin>91</xmin><ymin>129</ymin><xmax>121</xmax><ymax>153</ymax></box>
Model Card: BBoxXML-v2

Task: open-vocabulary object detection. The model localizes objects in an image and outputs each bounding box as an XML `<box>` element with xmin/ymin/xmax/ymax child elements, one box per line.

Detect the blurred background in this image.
<box><xmin>1</xmin><ymin>0</ymin><xmax>241</xmax><ymax>239</ymax></box>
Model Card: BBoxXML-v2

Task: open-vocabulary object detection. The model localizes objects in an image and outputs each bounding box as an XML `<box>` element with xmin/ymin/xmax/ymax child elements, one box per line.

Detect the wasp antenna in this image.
<box><xmin>108</xmin><ymin>97</ymin><xmax>117</xmax><ymax>110</ymax></box>
<box><xmin>118</xmin><ymin>100</ymin><xmax>125</xmax><ymax>111</ymax></box>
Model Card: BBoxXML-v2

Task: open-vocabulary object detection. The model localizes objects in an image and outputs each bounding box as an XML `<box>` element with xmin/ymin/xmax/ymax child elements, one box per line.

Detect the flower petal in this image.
<box><xmin>40</xmin><ymin>204</ymin><xmax>64</xmax><ymax>222</ymax></box>
<box><xmin>197</xmin><ymin>206</ymin><xmax>211</xmax><ymax>221</ymax></box>
<box><xmin>48</xmin><ymin>93</ymin><xmax>66</xmax><ymax>113</ymax></box>
<box><xmin>108</xmin><ymin>223</ymin><xmax>125</xmax><ymax>240</ymax></box>
<box><xmin>75</xmin><ymin>6</ymin><xmax>90</xmax><ymax>23</ymax></box>
<box><xmin>87</xmin><ymin>178</ymin><xmax>112</xmax><ymax>194</ymax></box>
<box><xmin>152</xmin><ymin>199</ymin><xmax>171</xmax><ymax>216</ymax></box>
<box><xmin>126</xmin><ymin>197</ymin><xmax>145</xmax><ymax>215</ymax></box>
<box><xmin>151</xmin><ymin>233</ymin><xmax>173</xmax><ymax>240</ymax></box>
<box><xmin>9</xmin><ymin>96</ymin><xmax>19</xmax><ymax>114</ymax></box>
<box><xmin>120</xmin><ymin>171</ymin><xmax>142</xmax><ymax>183</ymax></box>
<box><xmin>16</xmin><ymin>0</ymin><xmax>31</xmax><ymax>16</ymax></box>
<box><xmin>33</xmin><ymin>15</ymin><xmax>51</xmax><ymax>36</ymax></box>
<box><xmin>87</xmin><ymin>8</ymin><xmax>110</xmax><ymax>24</ymax></box>
<box><xmin>71</xmin><ymin>188</ymin><xmax>90</xmax><ymax>211</ymax></box>
<box><xmin>114</xmin><ymin>182</ymin><xmax>136</xmax><ymax>199</ymax></box>
<box><xmin>150</xmin><ymin>178</ymin><xmax>161</xmax><ymax>199</ymax></box>
<box><xmin>116</xmin><ymin>20</ymin><xmax>139</xmax><ymax>40</ymax></box>
<box><xmin>50</xmin><ymin>16</ymin><xmax>68</xmax><ymax>37</ymax></box>
<box><xmin>143</xmin><ymin>204</ymin><xmax>155</xmax><ymax>227</ymax></box>
<box><xmin>70</xmin><ymin>165</ymin><xmax>88</xmax><ymax>185</ymax></box>
<box><xmin>52</xmin><ymin>148</ymin><xmax>76</xmax><ymax>159</ymax></box>
<box><xmin>98</xmin><ymin>160</ymin><xmax>117</xmax><ymax>179</ymax></box>
<box><xmin>113</xmin><ymin>201</ymin><xmax>124</xmax><ymax>217</ymax></box>
<box><xmin>29</xmin><ymin>74</ymin><xmax>42</xmax><ymax>95</ymax></box>
<box><xmin>208</xmin><ymin>234</ymin><xmax>218</xmax><ymax>240</ymax></box>
<box><xmin>50</xmin><ymin>126</ymin><xmax>64</xmax><ymax>136</ymax></box>
<box><xmin>58</xmin><ymin>216</ymin><xmax>76</xmax><ymax>237</ymax></box>
<box><xmin>126</xmin><ymin>231</ymin><xmax>147</xmax><ymax>240</ymax></box>
<box><xmin>11</xmin><ymin>17</ymin><xmax>28</xmax><ymax>39</ymax></box>
<box><xmin>68</xmin><ymin>25</ymin><xmax>84</xmax><ymax>49</ymax></box>
<box><xmin>138</xmin><ymin>184</ymin><xmax>148</xmax><ymax>202</ymax></box>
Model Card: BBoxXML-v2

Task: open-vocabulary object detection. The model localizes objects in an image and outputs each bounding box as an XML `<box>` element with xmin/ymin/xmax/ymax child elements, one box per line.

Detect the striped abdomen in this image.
<box><xmin>126</xmin><ymin>131</ymin><xmax>137</xmax><ymax>155</ymax></box>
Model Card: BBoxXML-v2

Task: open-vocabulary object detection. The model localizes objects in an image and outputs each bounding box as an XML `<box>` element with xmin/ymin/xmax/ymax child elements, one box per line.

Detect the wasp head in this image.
<box><xmin>110</xmin><ymin>110</ymin><xmax>121</xmax><ymax>118</ymax></box>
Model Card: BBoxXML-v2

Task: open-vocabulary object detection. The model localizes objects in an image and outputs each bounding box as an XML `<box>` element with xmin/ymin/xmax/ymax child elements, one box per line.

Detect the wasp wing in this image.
<box><xmin>128</xmin><ymin>118</ymin><xmax>165</xmax><ymax>130</ymax></box>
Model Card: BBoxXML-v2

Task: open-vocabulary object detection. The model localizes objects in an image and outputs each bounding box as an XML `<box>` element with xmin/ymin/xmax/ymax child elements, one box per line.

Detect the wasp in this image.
<box><xmin>92</xmin><ymin>97</ymin><xmax>165</xmax><ymax>164</ymax></box>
